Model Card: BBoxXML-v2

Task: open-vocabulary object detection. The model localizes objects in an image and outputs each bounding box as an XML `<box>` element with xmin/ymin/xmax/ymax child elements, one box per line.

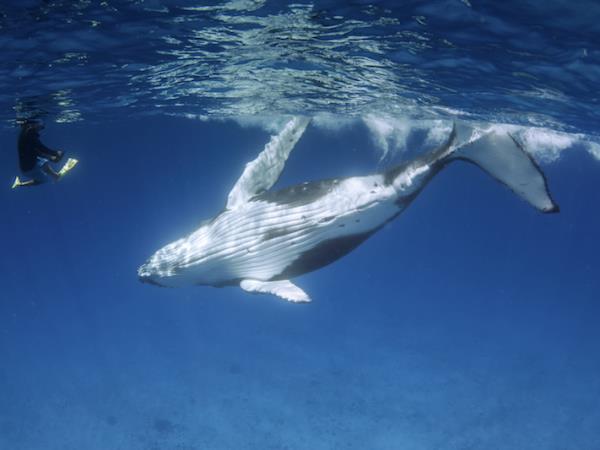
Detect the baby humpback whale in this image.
<box><xmin>138</xmin><ymin>118</ymin><xmax>558</xmax><ymax>302</ymax></box>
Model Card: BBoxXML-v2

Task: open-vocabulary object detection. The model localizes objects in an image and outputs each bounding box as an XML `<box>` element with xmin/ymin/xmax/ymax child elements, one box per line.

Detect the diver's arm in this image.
<box><xmin>35</xmin><ymin>140</ymin><xmax>63</xmax><ymax>161</ymax></box>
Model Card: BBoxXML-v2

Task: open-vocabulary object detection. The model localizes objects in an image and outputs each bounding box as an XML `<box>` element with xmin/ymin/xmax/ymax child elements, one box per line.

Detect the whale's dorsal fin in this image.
<box><xmin>226</xmin><ymin>116</ymin><xmax>311</xmax><ymax>210</ymax></box>
<box><xmin>240</xmin><ymin>279</ymin><xmax>311</xmax><ymax>303</ymax></box>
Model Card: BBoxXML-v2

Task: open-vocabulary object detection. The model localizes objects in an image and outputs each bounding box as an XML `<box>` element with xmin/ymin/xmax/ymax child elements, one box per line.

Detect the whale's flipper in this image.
<box><xmin>240</xmin><ymin>279</ymin><xmax>311</xmax><ymax>303</ymax></box>
<box><xmin>447</xmin><ymin>129</ymin><xmax>559</xmax><ymax>213</ymax></box>
<box><xmin>226</xmin><ymin>117</ymin><xmax>311</xmax><ymax>210</ymax></box>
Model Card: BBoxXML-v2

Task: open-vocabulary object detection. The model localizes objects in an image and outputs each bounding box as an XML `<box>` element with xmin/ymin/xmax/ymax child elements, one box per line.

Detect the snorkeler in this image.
<box><xmin>12</xmin><ymin>120</ymin><xmax>78</xmax><ymax>189</ymax></box>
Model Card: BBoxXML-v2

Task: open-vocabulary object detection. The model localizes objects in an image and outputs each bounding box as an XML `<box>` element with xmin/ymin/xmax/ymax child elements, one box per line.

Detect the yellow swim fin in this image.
<box><xmin>58</xmin><ymin>158</ymin><xmax>79</xmax><ymax>178</ymax></box>
<box><xmin>11</xmin><ymin>176</ymin><xmax>22</xmax><ymax>189</ymax></box>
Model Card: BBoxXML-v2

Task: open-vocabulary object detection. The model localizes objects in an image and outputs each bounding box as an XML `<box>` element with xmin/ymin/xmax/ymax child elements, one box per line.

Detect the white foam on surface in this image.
<box><xmin>232</xmin><ymin>115</ymin><xmax>294</xmax><ymax>134</ymax></box>
<box><xmin>233</xmin><ymin>113</ymin><xmax>359</xmax><ymax>135</ymax></box>
<box><xmin>586</xmin><ymin>141</ymin><xmax>600</xmax><ymax>160</ymax></box>
<box><xmin>499</xmin><ymin>125</ymin><xmax>600</xmax><ymax>163</ymax></box>
<box><xmin>362</xmin><ymin>114</ymin><xmax>414</xmax><ymax>160</ymax></box>
<box><xmin>312</xmin><ymin>113</ymin><xmax>357</xmax><ymax>133</ymax></box>
<box><xmin>362</xmin><ymin>115</ymin><xmax>600</xmax><ymax>164</ymax></box>
<box><xmin>512</xmin><ymin>127</ymin><xmax>578</xmax><ymax>163</ymax></box>
<box><xmin>231</xmin><ymin>113</ymin><xmax>599</xmax><ymax>164</ymax></box>
<box><xmin>362</xmin><ymin>114</ymin><xmax>454</xmax><ymax>159</ymax></box>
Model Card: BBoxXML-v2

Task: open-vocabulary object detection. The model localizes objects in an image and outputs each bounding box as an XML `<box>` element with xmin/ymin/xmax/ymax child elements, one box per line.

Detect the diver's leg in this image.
<box><xmin>41</xmin><ymin>163</ymin><xmax>60</xmax><ymax>181</ymax></box>
<box><xmin>19</xmin><ymin>179</ymin><xmax>40</xmax><ymax>187</ymax></box>
<box><xmin>50</xmin><ymin>150</ymin><xmax>64</xmax><ymax>163</ymax></box>
<box><xmin>12</xmin><ymin>177</ymin><xmax>40</xmax><ymax>189</ymax></box>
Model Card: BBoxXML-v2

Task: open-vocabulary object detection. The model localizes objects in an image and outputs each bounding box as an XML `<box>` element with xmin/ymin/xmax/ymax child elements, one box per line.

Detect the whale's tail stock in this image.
<box><xmin>436</xmin><ymin>124</ymin><xmax>559</xmax><ymax>213</ymax></box>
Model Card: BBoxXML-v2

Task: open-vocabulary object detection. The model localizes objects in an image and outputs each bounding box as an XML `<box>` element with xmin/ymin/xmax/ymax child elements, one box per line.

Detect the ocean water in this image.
<box><xmin>1</xmin><ymin>1</ymin><xmax>599</xmax><ymax>449</ymax></box>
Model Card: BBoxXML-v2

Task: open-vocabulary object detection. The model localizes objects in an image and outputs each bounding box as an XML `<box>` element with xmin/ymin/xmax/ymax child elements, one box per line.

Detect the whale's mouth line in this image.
<box><xmin>138</xmin><ymin>274</ymin><xmax>167</xmax><ymax>288</ymax></box>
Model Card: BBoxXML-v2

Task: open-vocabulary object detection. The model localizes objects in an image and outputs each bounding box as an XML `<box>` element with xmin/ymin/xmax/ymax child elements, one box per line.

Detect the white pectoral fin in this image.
<box><xmin>226</xmin><ymin>116</ymin><xmax>311</xmax><ymax>209</ymax></box>
<box><xmin>240</xmin><ymin>279</ymin><xmax>311</xmax><ymax>303</ymax></box>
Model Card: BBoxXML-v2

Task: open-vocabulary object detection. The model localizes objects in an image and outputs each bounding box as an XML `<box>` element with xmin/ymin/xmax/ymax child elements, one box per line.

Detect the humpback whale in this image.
<box><xmin>138</xmin><ymin>117</ymin><xmax>558</xmax><ymax>302</ymax></box>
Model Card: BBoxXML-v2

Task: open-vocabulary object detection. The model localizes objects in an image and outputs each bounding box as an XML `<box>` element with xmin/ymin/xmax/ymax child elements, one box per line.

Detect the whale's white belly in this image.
<box><xmin>167</xmin><ymin>174</ymin><xmax>400</xmax><ymax>286</ymax></box>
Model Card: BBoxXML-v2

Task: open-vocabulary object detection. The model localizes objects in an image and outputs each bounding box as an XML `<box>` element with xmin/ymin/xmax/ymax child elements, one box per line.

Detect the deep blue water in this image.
<box><xmin>1</xmin><ymin>1</ymin><xmax>600</xmax><ymax>449</ymax></box>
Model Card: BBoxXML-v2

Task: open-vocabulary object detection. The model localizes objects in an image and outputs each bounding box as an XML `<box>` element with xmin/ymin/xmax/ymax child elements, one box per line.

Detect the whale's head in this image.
<box><xmin>137</xmin><ymin>264</ymin><xmax>166</xmax><ymax>287</ymax></box>
<box><xmin>138</xmin><ymin>220</ymin><xmax>218</xmax><ymax>288</ymax></box>
<box><xmin>138</xmin><ymin>237</ymin><xmax>190</xmax><ymax>288</ymax></box>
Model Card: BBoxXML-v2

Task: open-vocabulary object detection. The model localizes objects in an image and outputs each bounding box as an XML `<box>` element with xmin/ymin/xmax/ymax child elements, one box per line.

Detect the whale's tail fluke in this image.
<box><xmin>440</xmin><ymin>125</ymin><xmax>559</xmax><ymax>213</ymax></box>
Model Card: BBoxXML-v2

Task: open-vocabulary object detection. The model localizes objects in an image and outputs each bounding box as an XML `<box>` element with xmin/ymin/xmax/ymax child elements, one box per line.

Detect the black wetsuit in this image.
<box><xmin>17</xmin><ymin>125</ymin><xmax>61</xmax><ymax>172</ymax></box>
